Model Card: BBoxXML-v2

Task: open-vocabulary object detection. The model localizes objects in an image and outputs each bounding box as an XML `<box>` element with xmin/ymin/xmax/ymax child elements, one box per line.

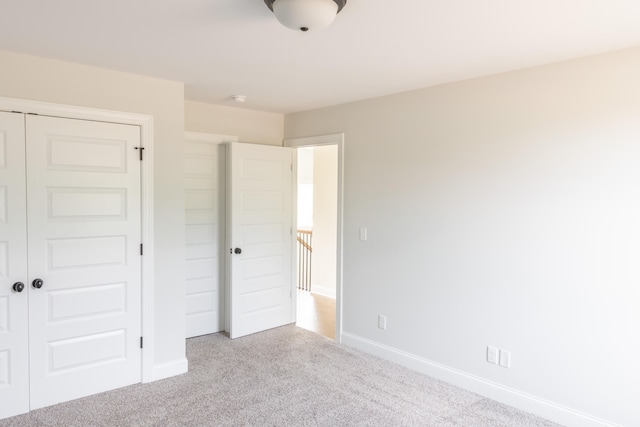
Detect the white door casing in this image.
<box><xmin>26</xmin><ymin>115</ymin><xmax>142</xmax><ymax>409</ymax></box>
<box><xmin>184</xmin><ymin>132</ymin><xmax>236</xmax><ymax>338</ymax></box>
<box><xmin>284</xmin><ymin>133</ymin><xmax>345</xmax><ymax>343</ymax></box>
<box><xmin>0</xmin><ymin>112</ymin><xmax>30</xmax><ymax>419</ymax></box>
<box><xmin>0</xmin><ymin>96</ymin><xmax>157</xmax><ymax>388</ymax></box>
<box><xmin>226</xmin><ymin>142</ymin><xmax>294</xmax><ymax>339</ymax></box>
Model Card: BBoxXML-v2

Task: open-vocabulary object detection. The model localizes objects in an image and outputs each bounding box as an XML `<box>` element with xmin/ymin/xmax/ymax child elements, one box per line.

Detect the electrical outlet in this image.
<box><xmin>499</xmin><ymin>349</ymin><xmax>511</xmax><ymax>368</ymax></box>
<box><xmin>487</xmin><ymin>346</ymin><xmax>499</xmax><ymax>364</ymax></box>
<box><xmin>378</xmin><ymin>315</ymin><xmax>386</xmax><ymax>330</ymax></box>
<box><xmin>359</xmin><ymin>227</ymin><xmax>368</xmax><ymax>241</ymax></box>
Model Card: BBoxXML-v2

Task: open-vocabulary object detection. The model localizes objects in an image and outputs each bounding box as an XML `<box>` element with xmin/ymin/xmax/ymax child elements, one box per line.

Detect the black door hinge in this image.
<box><xmin>140</xmin><ymin>243</ymin><xmax>143</xmax><ymax>256</ymax></box>
<box><xmin>140</xmin><ymin>337</ymin><xmax>143</xmax><ymax>349</ymax></box>
<box><xmin>134</xmin><ymin>146</ymin><xmax>145</xmax><ymax>161</ymax></box>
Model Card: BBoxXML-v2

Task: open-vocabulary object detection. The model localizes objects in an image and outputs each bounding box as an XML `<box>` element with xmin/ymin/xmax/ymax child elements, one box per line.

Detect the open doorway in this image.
<box><xmin>285</xmin><ymin>133</ymin><xmax>344</xmax><ymax>342</ymax></box>
<box><xmin>294</xmin><ymin>145</ymin><xmax>338</xmax><ymax>339</ymax></box>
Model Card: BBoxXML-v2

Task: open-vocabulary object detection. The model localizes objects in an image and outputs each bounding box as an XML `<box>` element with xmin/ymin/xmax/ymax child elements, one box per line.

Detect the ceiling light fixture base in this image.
<box><xmin>264</xmin><ymin>0</ymin><xmax>347</xmax><ymax>32</ymax></box>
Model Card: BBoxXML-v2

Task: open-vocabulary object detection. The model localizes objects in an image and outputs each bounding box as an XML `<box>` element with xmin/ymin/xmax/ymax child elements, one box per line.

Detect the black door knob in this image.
<box><xmin>12</xmin><ymin>282</ymin><xmax>25</xmax><ymax>293</ymax></box>
<box><xmin>234</xmin><ymin>248</ymin><xmax>242</xmax><ymax>255</ymax></box>
<box><xmin>32</xmin><ymin>278</ymin><xmax>44</xmax><ymax>289</ymax></box>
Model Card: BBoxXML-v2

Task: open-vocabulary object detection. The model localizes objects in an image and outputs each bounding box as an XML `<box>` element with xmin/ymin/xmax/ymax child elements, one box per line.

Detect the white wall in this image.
<box><xmin>185</xmin><ymin>100</ymin><xmax>283</xmax><ymax>146</ymax></box>
<box><xmin>311</xmin><ymin>145</ymin><xmax>338</xmax><ymax>298</ymax></box>
<box><xmin>284</xmin><ymin>47</ymin><xmax>640</xmax><ymax>426</ymax></box>
<box><xmin>0</xmin><ymin>50</ymin><xmax>187</xmax><ymax>375</ymax></box>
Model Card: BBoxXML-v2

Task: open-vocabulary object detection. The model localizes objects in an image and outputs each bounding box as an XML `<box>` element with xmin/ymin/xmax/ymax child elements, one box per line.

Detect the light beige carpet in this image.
<box><xmin>1</xmin><ymin>325</ymin><xmax>561</xmax><ymax>426</ymax></box>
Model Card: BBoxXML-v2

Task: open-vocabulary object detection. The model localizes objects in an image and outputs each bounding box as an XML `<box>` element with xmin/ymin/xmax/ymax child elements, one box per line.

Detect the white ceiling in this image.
<box><xmin>1</xmin><ymin>0</ymin><xmax>640</xmax><ymax>114</ymax></box>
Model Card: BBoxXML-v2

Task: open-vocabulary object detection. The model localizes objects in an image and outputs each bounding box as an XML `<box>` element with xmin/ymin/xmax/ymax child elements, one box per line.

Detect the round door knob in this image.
<box><xmin>12</xmin><ymin>282</ymin><xmax>25</xmax><ymax>293</ymax></box>
<box><xmin>234</xmin><ymin>248</ymin><xmax>242</xmax><ymax>255</ymax></box>
<box><xmin>32</xmin><ymin>278</ymin><xmax>44</xmax><ymax>289</ymax></box>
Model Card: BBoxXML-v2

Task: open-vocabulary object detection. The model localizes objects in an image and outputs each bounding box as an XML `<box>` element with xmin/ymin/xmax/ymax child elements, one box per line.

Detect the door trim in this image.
<box><xmin>0</xmin><ymin>96</ymin><xmax>155</xmax><ymax>383</ymax></box>
<box><xmin>283</xmin><ymin>133</ymin><xmax>345</xmax><ymax>343</ymax></box>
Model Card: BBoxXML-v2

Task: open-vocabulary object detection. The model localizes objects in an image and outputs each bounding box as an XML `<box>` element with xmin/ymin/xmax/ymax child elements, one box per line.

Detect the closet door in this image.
<box><xmin>184</xmin><ymin>132</ymin><xmax>232</xmax><ymax>338</ymax></box>
<box><xmin>25</xmin><ymin>115</ymin><xmax>142</xmax><ymax>409</ymax></box>
<box><xmin>0</xmin><ymin>112</ymin><xmax>29</xmax><ymax>419</ymax></box>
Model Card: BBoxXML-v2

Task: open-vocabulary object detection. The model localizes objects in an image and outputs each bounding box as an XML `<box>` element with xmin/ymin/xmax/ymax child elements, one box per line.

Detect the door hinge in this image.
<box><xmin>140</xmin><ymin>337</ymin><xmax>143</xmax><ymax>349</ymax></box>
<box><xmin>140</xmin><ymin>243</ymin><xmax>144</xmax><ymax>256</ymax></box>
<box><xmin>134</xmin><ymin>146</ymin><xmax>145</xmax><ymax>161</ymax></box>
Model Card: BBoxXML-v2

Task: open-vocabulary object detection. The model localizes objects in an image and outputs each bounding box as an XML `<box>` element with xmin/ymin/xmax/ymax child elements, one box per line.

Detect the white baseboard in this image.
<box><xmin>149</xmin><ymin>358</ymin><xmax>189</xmax><ymax>382</ymax></box>
<box><xmin>341</xmin><ymin>332</ymin><xmax>619</xmax><ymax>427</ymax></box>
<box><xmin>311</xmin><ymin>285</ymin><xmax>336</xmax><ymax>299</ymax></box>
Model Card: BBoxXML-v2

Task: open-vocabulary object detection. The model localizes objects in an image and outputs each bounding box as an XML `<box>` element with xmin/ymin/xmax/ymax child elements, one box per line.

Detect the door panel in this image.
<box><xmin>0</xmin><ymin>112</ymin><xmax>29</xmax><ymax>419</ymax></box>
<box><xmin>25</xmin><ymin>115</ymin><xmax>141</xmax><ymax>409</ymax></box>
<box><xmin>184</xmin><ymin>135</ymin><xmax>225</xmax><ymax>338</ymax></box>
<box><xmin>227</xmin><ymin>143</ymin><xmax>293</xmax><ymax>339</ymax></box>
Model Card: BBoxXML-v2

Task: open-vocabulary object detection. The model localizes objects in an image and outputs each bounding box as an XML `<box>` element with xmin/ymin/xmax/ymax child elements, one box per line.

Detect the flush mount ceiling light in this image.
<box><xmin>264</xmin><ymin>0</ymin><xmax>347</xmax><ymax>32</ymax></box>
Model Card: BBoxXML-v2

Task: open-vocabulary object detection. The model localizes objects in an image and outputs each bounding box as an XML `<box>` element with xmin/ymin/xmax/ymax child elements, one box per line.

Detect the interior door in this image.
<box><xmin>0</xmin><ymin>112</ymin><xmax>29</xmax><ymax>419</ymax></box>
<box><xmin>25</xmin><ymin>115</ymin><xmax>142</xmax><ymax>409</ymax></box>
<box><xmin>226</xmin><ymin>142</ymin><xmax>293</xmax><ymax>339</ymax></box>
<box><xmin>184</xmin><ymin>133</ymin><xmax>228</xmax><ymax>338</ymax></box>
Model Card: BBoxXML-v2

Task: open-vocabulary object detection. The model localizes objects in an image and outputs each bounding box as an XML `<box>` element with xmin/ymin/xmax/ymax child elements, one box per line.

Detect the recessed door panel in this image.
<box><xmin>0</xmin><ymin>187</ymin><xmax>8</xmax><ymax>223</ymax></box>
<box><xmin>185</xmin><ymin>189</ymin><xmax>216</xmax><ymax>210</ymax></box>
<box><xmin>241</xmin><ymin>191</ymin><xmax>284</xmax><ymax>212</ymax></box>
<box><xmin>47</xmin><ymin>236</ymin><xmax>127</xmax><ymax>270</ymax></box>
<box><xmin>0</xmin><ymin>242</ymin><xmax>8</xmax><ymax>277</ymax></box>
<box><xmin>0</xmin><ymin>350</ymin><xmax>9</xmax><ymax>386</ymax></box>
<box><xmin>186</xmin><ymin>291</ymin><xmax>217</xmax><ymax>315</ymax></box>
<box><xmin>47</xmin><ymin>188</ymin><xmax>127</xmax><ymax>220</ymax></box>
<box><xmin>48</xmin><ymin>330</ymin><xmax>126</xmax><ymax>373</ymax></box>
<box><xmin>0</xmin><ymin>297</ymin><xmax>8</xmax><ymax>332</ymax></box>
<box><xmin>47</xmin><ymin>136</ymin><xmax>127</xmax><ymax>172</ymax></box>
<box><xmin>48</xmin><ymin>283</ymin><xmax>126</xmax><ymax>322</ymax></box>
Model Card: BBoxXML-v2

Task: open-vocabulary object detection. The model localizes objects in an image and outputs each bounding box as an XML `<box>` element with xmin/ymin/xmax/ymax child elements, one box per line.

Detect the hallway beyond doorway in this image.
<box><xmin>296</xmin><ymin>290</ymin><xmax>336</xmax><ymax>339</ymax></box>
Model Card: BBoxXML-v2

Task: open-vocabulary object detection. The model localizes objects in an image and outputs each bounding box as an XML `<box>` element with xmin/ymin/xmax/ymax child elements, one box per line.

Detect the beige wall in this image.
<box><xmin>284</xmin><ymin>46</ymin><xmax>640</xmax><ymax>426</ymax></box>
<box><xmin>0</xmin><ymin>50</ymin><xmax>186</xmax><ymax>372</ymax></box>
<box><xmin>185</xmin><ymin>100</ymin><xmax>283</xmax><ymax>146</ymax></box>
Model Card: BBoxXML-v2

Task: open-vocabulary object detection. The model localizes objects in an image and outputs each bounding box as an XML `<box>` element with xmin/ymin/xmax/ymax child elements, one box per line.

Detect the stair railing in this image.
<box><xmin>297</xmin><ymin>229</ymin><xmax>312</xmax><ymax>291</ymax></box>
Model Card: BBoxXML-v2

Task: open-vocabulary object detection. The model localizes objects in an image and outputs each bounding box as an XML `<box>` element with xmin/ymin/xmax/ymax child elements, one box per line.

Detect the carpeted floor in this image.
<box><xmin>1</xmin><ymin>325</ymin><xmax>561</xmax><ymax>426</ymax></box>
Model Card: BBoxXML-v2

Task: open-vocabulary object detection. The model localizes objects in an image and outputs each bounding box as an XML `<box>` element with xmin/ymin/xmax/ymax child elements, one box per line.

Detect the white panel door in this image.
<box><xmin>227</xmin><ymin>142</ymin><xmax>293</xmax><ymax>339</ymax></box>
<box><xmin>184</xmin><ymin>133</ymin><xmax>230</xmax><ymax>338</ymax></box>
<box><xmin>0</xmin><ymin>112</ymin><xmax>29</xmax><ymax>419</ymax></box>
<box><xmin>25</xmin><ymin>115</ymin><xmax>142</xmax><ymax>409</ymax></box>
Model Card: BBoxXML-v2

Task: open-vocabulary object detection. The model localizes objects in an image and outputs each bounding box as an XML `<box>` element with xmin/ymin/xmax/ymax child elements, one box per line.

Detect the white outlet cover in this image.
<box><xmin>359</xmin><ymin>227</ymin><xmax>368</xmax><ymax>241</ymax></box>
<box><xmin>378</xmin><ymin>315</ymin><xmax>386</xmax><ymax>330</ymax></box>
<box><xmin>487</xmin><ymin>346</ymin><xmax>499</xmax><ymax>364</ymax></box>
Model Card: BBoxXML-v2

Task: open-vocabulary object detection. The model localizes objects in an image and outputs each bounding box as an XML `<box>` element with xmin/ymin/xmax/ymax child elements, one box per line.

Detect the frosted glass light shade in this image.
<box><xmin>269</xmin><ymin>0</ymin><xmax>342</xmax><ymax>32</ymax></box>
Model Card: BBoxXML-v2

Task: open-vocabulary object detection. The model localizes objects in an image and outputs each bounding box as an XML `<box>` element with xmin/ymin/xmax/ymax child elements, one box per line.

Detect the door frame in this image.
<box><xmin>284</xmin><ymin>133</ymin><xmax>344</xmax><ymax>343</ymax></box>
<box><xmin>0</xmin><ymin>96</ymin><xmax>155</xmax><ymax>382</ymax></box>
